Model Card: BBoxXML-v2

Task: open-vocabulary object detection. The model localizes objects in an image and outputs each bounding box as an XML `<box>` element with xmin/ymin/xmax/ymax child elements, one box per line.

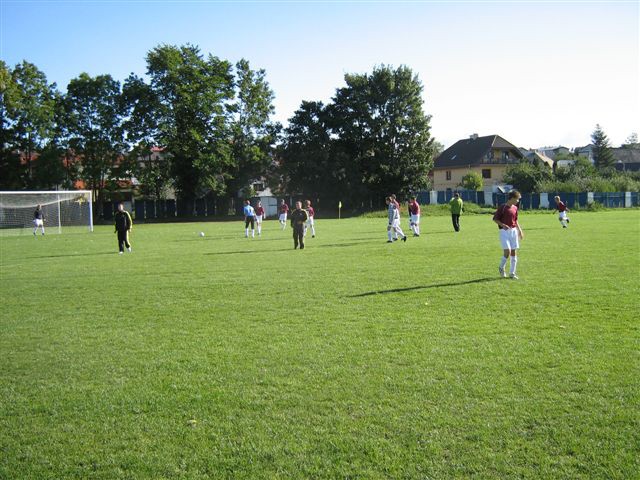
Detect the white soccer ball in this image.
<box><xmin>199</xmin><ymin>231</ymin><xmax>205</xmax><ymax>237</ymax></box>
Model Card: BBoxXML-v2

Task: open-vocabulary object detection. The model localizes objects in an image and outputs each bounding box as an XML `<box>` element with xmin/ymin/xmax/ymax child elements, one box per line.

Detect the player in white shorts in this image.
<box><xmin>278</xmin><ymin>199</ymin><xmax>289</xmax><ymax>230</ymax></box>
<box><xmin>408</xmin><ymin>196</ymin><xmax>420</xmax><ymax>236</ymax></box>
<box><xmin>493</xmin><ymin>190</ymin><xmax>524</xmax><ymax>279</ymax></box>
<box><xmin>254</xmin><ymin>201</ymin><xmax>265</xmax><ymax>236</ymax></box>
<box><xmin>386</xmin><ymin>197</ymin><xmax>407</xmax><ymax>243</ymax></box>
<box><xmin>304</xmin><ymin>199</ymin><xmax>316</xmax><ymax>238</ymax></box>
<box><xmin>33</xmin><ymin>204</ymin><xmax>45</xmax><ymax>235</ymax></box>
<box><xmin>554</xmin><ymin>196</ymin><xmax>570</xmax><ymax>228</ymax></box>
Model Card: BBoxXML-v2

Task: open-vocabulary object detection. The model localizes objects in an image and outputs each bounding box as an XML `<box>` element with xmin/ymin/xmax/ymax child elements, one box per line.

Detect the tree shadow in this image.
<box><xmin>347</xmin><ymin>277</ymin><xmax>501</xmax><ymax>298</ymax></box>
<box><xmin>26</xmin><ymin>252</ymin><xmax>116</xmax><ymax>259</ymax></box>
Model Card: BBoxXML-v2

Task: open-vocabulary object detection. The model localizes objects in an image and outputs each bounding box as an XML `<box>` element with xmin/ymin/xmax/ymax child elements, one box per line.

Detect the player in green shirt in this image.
<box><xmin>449</xmin><ymin>193</ymin><xmax>463</xmax><ymax>232</ymax></box>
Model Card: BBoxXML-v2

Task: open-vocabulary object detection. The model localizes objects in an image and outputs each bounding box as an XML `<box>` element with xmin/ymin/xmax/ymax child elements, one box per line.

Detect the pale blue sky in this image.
<box><xmin>1</xmin><ymin>1</ymin><xmax>638</xmax><ymax>149</ymax></box>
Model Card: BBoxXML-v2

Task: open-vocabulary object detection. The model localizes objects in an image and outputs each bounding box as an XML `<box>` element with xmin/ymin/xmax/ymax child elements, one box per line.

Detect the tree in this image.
<box><xmin>503</xmin><ymin>161</ymin><xmax>552</xmax><ymax>193</ymax></box>
<box><xmin>591</xmin><ymin>124</ymin><xmax>615</xmax><ymax>169</ymax></box>
<box><xmin>279</xmin><ymin>101</ymin><xmax>346</xmax><ymax>199</ymax></box>
<box><xmin>225</xmin><ymin>59</ymin><xmax>278</xmax><ymax>200</ymax></box>
<box><xmin>3</xmin><ymin>61</ymin><xmax>58</xmax><ymax>185</ymax></box>
<box><xmin>0</xmin><ymin>60</ymin><xmax>25</xmax><ymax>189</ymax></box>
<box><xmin>329</xmin><ymin>64</ymin><xmax>435</xmax><ymax>200</ymax></box>
<box><xmin>121</xmin><ymin>74</ymin><xmax>171</xmax><ymax>199</ymax></box>
<box><xmin>460</xmin><ymin>171</ymin><xmax>483</xmax><ymax>191</ymax></box>
<box><xmin>63</xmin><ymin>73</ymin><xmax>125</xmax><ymax>212</ymax></box>
<box><xmin>622</xmin><ymin>132</ymin><xmax>639</xmax><ymax>149</ymax></box>
<box><xmin>146</xmin><ymin>44</ymin><xmax>234</xmax><ymax>201</ymax></box>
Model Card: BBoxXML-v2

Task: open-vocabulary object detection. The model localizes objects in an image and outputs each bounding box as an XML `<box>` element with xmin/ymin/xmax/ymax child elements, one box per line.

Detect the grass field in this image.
<box><xmin>1</xmin><ymin>210</ymin><xmax>638</xmax><ymax>479</ymax></box>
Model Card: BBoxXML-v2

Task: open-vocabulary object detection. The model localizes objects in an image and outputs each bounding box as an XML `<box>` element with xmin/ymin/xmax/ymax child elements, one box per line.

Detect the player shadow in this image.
<box><xmin>205</xmin><ymin>248</ymin><xmax>293</xmax><ymax>256</ymax></box>
<box><xmin>348</xmin><ymin>277</ymin><xmax>500</xmax><ymax>297</ymax></box>
<box><xmin>26</xmin><ymin>252</ymin><xmax>116</xmax><ymax>259</ymax></box>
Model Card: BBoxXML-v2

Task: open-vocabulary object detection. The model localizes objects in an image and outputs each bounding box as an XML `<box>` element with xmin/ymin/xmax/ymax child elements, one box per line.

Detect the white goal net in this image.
<box><xmin>0</xmin><ymin>191</ymin><xmax>93</xmax><ymax>235</ymax></box>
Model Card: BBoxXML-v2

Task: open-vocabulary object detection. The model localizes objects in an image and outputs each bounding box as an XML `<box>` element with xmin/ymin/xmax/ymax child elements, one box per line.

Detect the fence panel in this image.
<box><xmin>134</xmin><ymin>201</ymin><xmax>145</xmax><ymax>221</ymax></box>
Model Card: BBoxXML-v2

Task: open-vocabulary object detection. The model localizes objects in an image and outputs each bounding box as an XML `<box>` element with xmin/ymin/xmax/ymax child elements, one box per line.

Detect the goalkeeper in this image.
<box><xmin>114</xmin><ymin>203</ymin><xmax>133</xmax><ymax>254</ymax></box>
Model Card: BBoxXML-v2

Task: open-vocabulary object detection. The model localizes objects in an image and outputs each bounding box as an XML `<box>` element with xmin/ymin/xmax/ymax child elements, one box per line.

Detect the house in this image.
<box><xmin>612</xmin><ymin>147</ymin><xmax>640</xmax><ymax>172</ymax></box>
<box><xmin>432</xmin><ymin>134</ymin><xmax>526</xmax><ymax>191</ymax></box>
<box><xmin>519</xmin><ymin>148</ymin><xmax>555</xmax><ymax>169</ymax></box>
<box><xmin>574</xmin><ymin>144</ymin><xmax>595</xmax><ymax>164</ymax></box>
<box><xmin>536</xmin><ymin>145</ymin><xmax>570</xmax><ymax>160</ymax></box>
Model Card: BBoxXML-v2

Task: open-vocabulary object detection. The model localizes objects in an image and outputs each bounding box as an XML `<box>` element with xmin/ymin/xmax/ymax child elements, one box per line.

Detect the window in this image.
<box><xmin>446</xmin><ymin>170</ymin><xmax>451</xmax><ymax>181</ymax></box>
<box><xmin>482</xmin><ymin>169</ymin><xmax>492</xmax><ymax>179</ymax></box>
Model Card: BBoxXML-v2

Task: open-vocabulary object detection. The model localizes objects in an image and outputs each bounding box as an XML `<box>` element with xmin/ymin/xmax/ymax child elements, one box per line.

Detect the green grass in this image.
<box><xmin>1</xmin><ymin>211</ymin><xmax>638</xmax><ymax>479</ymax></box>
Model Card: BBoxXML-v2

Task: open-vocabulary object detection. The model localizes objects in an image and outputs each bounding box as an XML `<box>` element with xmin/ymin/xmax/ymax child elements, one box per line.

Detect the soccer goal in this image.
<box><xmin>0</xmin><ymin>191</ymin><xmax>93</xmax><ymax>235</ymax></box>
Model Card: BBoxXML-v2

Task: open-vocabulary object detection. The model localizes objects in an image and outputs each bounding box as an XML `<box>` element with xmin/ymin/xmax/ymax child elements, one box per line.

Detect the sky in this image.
<box><xmin>1</xmin><ymin>0</ymin><xmax>638</xmax><ymax>149</ymax></box>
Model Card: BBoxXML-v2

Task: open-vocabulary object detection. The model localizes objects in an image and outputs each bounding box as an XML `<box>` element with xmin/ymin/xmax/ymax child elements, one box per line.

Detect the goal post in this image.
<box><xmin>0</xmin><ymin>190</ymin><xmax>93</xmax><ymax>235</ymax></box>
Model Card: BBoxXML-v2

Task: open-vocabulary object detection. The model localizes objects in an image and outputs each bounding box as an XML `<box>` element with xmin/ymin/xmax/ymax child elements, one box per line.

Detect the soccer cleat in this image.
<box><xmin>119</xmin><ymin>251</ymin><xmax>123</xmax><ymax>255</ymax></box>
<box><xmin>312</xmin><ymin>235</ymin><xmax>315</xmax><ymax>238</ymax></box>
<box><xmin>510</xmin><ymin>274</ymin><xmax>519</xmax><ymax>280</ymax></box>
<box><xmin>499</xmin><ymin>267</ymin><xmax>506</xmax><ymax>278</ymax></box>
<box><xmin>387</xmin><ymin>240</ymin><xmax>393</xmax><ymax>243</ymax></box>
<box><xmin>402</xmin><ymin>235</ymin><xmax>407</xmax><ymax>242</ymax></box>
<box><xmin>566</xmin><ymin>218</ymin><xmax>570</xmax><ymax>223</ymax></box>
<box><xmin>563</xmin><ymin>225</ymin><xmax>567</xmax><ymax>228</ymax></box>
<box><xmin>127</xmin><ymin>247</ymin><xmax>132</xmax><ymax>252</ymax></box>
<box><xmin>393</xmin><ymin>237</ymin><xmax>398</xmax><ymax>241</ymax></box>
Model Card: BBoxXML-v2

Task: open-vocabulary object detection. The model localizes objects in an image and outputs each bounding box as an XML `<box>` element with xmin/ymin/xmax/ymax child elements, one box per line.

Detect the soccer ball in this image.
<box><xmin>199</xmin><ymin>231</ymin><xmax>205</xmax><ymax>237</ymax></box>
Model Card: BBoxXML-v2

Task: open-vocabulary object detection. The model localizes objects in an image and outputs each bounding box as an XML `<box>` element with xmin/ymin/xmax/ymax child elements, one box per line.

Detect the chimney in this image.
<box><xmin>470</xmin><ymin>133</ymin><xmax>478</xmax><ymax>140</ymax></box>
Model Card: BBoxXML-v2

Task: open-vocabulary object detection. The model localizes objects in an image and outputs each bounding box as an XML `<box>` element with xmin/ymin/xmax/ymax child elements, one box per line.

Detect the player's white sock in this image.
<box><xmin>395</xmin><ymin>227</ymin><xmax>405</xmax><ymax>238</ymax></box>
<box><xmin>245</xmin><ymin>228</ymin><xmax>249</xmax><ymax>237</ymax></box>
<box><xmin>499</xmin><ymin>256</ymin><xmax>508</xmax><ymax>270</ymax></box>
<box><xmin>258</xmin><ymin>225</ymin><xmax>261</xmax><ymax>235</ymax></box>
<box><xmin>252</xmin><ymin>230</ymin><xmax>255</xmax><ymax>238</ymax></box>
<box><xmin>387</xmin><ymin>230</ymin><xmax>393</xmax><ymax>241</ymax></box>
<box><xmin>415</xmin><ymin>225</ymin><xmax>420</xmax><ymax>235</ymax></box>
<box><xmin>510</xmin><ymin>256</ymin><xmax>517</xmax><ymax>275</ymax></box>
<box><xmin>311</xmin><ymin>225</ymin><xmax>315</xmax><ymax>236</ymax></box>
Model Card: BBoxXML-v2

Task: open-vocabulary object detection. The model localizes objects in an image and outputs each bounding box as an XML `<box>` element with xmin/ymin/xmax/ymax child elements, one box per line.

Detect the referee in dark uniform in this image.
<box><xmin>290</xmin><ymin>201</ymin><xmax>308</xmax><ymax>250</ymax></box>
<box><xmin>114</xmin><ymin>203</ymin><xmax>133</xmax><ymax>254</ymax></box>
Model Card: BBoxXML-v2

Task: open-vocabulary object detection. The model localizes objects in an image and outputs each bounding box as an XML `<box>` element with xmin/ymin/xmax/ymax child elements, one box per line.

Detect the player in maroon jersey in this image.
<box><xmin>493</xmin><ymin>190</ymin><xmax>524</xmax><ymax>279</ymax></box>
<box><xmin>304</xmin><ymin>199</ymin><xmax>316</xmax><ymax>238</ymax></box>
<box><xmin>554</xmin><ymin>196</ymin><xmax>570</xmax><ymax>228</ymax></box>
<box><xmin>278</xmin><ymin>200</ymin><xmax>289</xmax><ymax>230</ymax></box>
<box><xmin>255</xmin><ymin>201</ymin><xmax>266</xmax><ymax>236</ymax></box>
<box><xmin>408</xmin><ymin>196</ymin><xmax>421</xmax><ymax>236</ymax></box>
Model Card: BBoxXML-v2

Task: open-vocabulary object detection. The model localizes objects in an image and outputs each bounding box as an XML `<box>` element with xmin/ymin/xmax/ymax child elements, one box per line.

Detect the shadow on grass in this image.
<box><xmin>26</xmin><ymin>252</ymin><xmax>116</xmax><ymax>259</ymax></box>
<box><xmin>205</xmin><ymin>248</ymin><xmax>293</xmax><ymax>255</ymax></box>
<box><xmin>348</xmin><ymin>277</ymin><xmax>501</xmax><ymax>297</ymax></box>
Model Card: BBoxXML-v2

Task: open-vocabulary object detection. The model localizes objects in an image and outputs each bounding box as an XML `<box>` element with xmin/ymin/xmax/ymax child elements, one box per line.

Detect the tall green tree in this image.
<box><xmin>121</xmin><ymin>74</ymin><xmax>170</xmax><ymax>199</ymax></box>
<box><xmin>279</xmin><ymin>101</ymin><xmax>348</xmax><ymax>199</ymax></box>
<box><xmin>3</xmin><ymin>61</ymin><xmax>58</xmax><ymax>185</ymax></box>
<box><xmin>0</xmin><ymin>60</ymin><xmax>24</xmax><ymax>189</ymax></box>
<box><xmin>591</xmin><ymin>124</ymin><xmax>615</xmax><ymax>169</ymax></box>
<box><xmin>621</xmin><ymin>132</ymin><xmax>639</xmax><ymax>149</ymax></box>
<box><xmin>330</xmin><ymin>65</ymin><xmax>434</xmax><ymax>200</ymax></box>
<box><xmin>63</xmin><ymin>73</ymin><xmax>125</xmax><ymax>211</ymax></box>
<box><xmin>225</xmin><ymin>59</ymin><xmax>278</xmax><ymax>199</ymax></box>
<box><xmin>146</xmin><ymin>44</ymin><xmax>234</xmax><ymax>201</ymax></box>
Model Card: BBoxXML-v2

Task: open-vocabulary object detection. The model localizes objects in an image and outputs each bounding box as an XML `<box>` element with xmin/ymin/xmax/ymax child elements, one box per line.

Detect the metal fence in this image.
<box><xmin>102</xmin><ymin>191</ymin><xmax>639</xmax><ymax>221</ymax></box>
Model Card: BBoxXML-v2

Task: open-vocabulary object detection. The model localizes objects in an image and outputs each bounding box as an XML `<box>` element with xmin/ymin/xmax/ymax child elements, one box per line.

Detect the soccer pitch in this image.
<box><xmin>1</xmin><ymin>211</ymin><xmax>638</xmax><ymax>479</ymax></box>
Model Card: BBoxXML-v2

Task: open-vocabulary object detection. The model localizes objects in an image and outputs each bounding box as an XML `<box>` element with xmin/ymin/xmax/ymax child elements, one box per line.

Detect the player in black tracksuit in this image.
<box><xmin>290</xmin><ymin>201</ymin><xmax>309</xmax><ymax>250</ymax></box>
<box><xmin>114</xmin><ymin>203</ymin><xmax>133</xmax><ymax>253</ymax></box>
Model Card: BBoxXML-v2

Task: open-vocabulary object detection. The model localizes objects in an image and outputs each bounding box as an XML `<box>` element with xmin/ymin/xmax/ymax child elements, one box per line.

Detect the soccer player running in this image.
<box><xmin>33</xmin><ymin>204</ymin><xmax>45</xmax><ymax>236</ymax></box>
<box><xmin>290</xmin><ymin>201</ymin><xmax>309</xmax><ymax>249</ymax></box>
<box><xmin>408</xmin><ymin>196</ymin><xmax>421</xmax><ymax>237</ymax></box>
<box><xmin>493</xmin><ymin>190</ymin><xmax>524</xmax><ymax>279</ymax></box>
<box><xmin>554</xmin><ymin>196</ymin><xmax>570</xmax><ymax>228</ymax></box>
<box><xmin>390</xmin><ymin>194</ymin><xmax>401</xmax><ymax>240</ymax></box>
<box><xmin>449</xmin><ymin>192</ymin><xmax>463</xmax><ymax>232</ymax></box>
<box><xmin>386</xmin><ymin>196</ymin><xmax>407</xmax><ymax>243</ymax></box>
<box><xmin>243</xmin><ymin>200</ymin><xmax>256</xmax><ymax>238</ymax></box>
<box><xmin>304</xmin><ymin>199</ymin><xmax>316</xmax><ymax>238</ymax></box>
<box><xmin>278</xmin><ymin>200</ymin><xmax>289</xmax><ymax>230</ymax></box>
<box><xmin>255</xmin><ymin>201</ymin><xmax>265</xmax><ymax>236</ymax></box>
<box><xmin>114</xmin><ymin>202</ymin><xmax>133</xmax><ymax>254</ymax></box>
